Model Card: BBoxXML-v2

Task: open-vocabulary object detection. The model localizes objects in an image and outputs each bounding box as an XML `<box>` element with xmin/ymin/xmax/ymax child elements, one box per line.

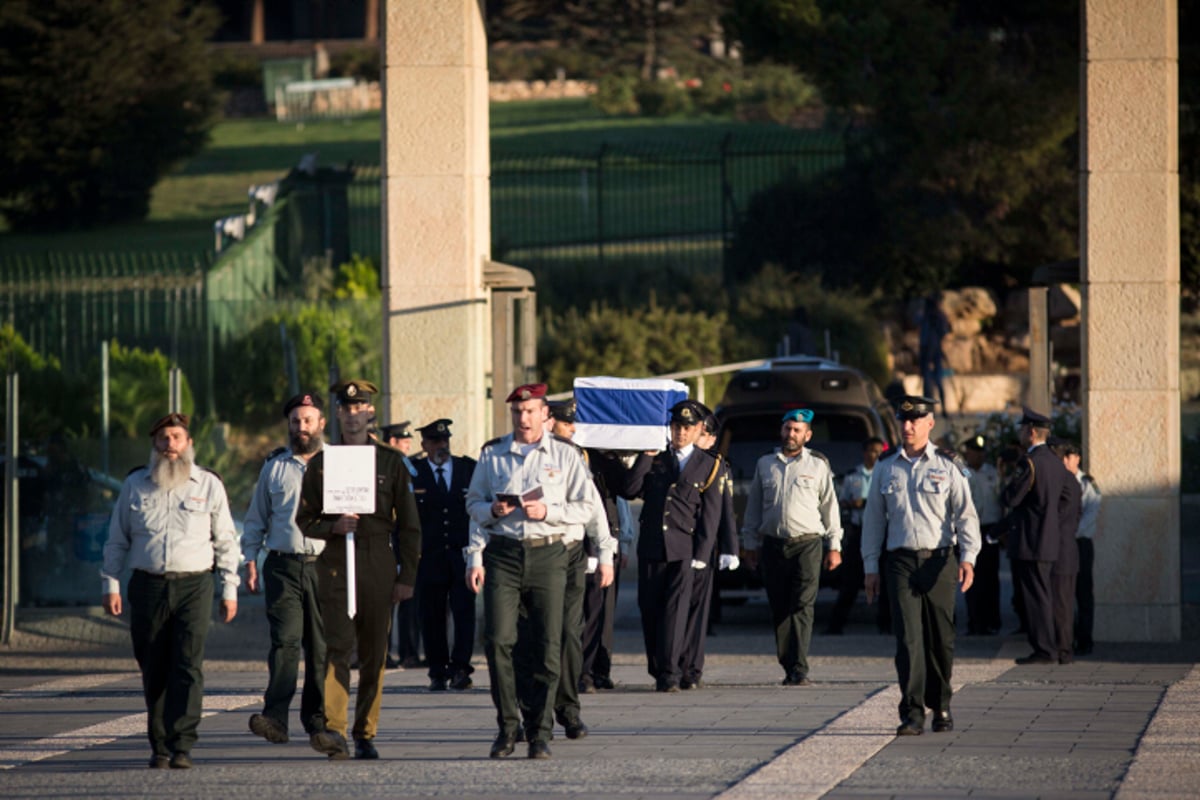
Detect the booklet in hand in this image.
<box><xmin>496</xmin><ymin>486</ymin><xmax>543</xmax><ymax>506</ymax></box>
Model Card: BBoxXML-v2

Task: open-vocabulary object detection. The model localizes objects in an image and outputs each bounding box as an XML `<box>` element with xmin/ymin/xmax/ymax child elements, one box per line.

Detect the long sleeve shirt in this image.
<box><xmin>240</xmin><ymin>448</ymin><xmax>325</xmax><ymax>563</ymax></box>
<box><xmin>966</xmin><ymin>461</ymin><xmax>1003</xmax><ymax>526</ymax></box>
<box><xmin>861</xmin><ymin>444</ymin><xmax>981</xmax><ymax>574</ymax></box>
<box><xmin>838</xmin><ymin>462</ymin><xmax>874</xmax><ymax>527</ymax></box>
<box><xmin>741</xmin><ymin>448</ymin><xmax>842</xmax><ymax>552</ymax></box>
<box><xmin>101</xmin><ymin>464</ymin><xmax>241</xmax><ymax>601</ymax></box>
<box><xmin>464</xmin><ymin>432</ymin><xmax>597</xmax><ymax>568</ymax></box>
<box><xmin>1076</xmin><ymin>473</ymin><xmax>1101</xmax><ymax>540</ymax></box>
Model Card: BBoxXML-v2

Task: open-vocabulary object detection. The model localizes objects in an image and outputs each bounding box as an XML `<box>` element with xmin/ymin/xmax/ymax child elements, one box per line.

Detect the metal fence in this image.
<box><xmin>490</xmin><ymin>132</ymin><xmax>846</xmax><ymax>276</ymax></box>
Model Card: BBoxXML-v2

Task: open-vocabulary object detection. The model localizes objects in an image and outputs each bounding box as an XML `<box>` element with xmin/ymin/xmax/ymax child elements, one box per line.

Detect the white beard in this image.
<box><xmin>149</xmin><ymin>445</ymin><xmax>195</xmax><ymax>491</ymax></box>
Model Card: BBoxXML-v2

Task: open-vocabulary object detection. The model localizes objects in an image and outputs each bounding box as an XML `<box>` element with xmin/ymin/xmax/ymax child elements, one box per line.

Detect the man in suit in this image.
<box><xmin>1047</xmin><ymin>437</ymin><xmax>1082</xmax><ymax>664</ymax></box>
<box><xmin>1003</xmin><ymin>408</ymin><xmax>1076</xmax><ymax>665</ymax></box>
<box><xmin>411</xmin><ymin>418</ymin><xmax>477</xmax><ymax>691</ymax></box>
<box><xmin>620</xmin><ymin>399</ymin><xmax>723</xmax><ymax>693</ymax></box>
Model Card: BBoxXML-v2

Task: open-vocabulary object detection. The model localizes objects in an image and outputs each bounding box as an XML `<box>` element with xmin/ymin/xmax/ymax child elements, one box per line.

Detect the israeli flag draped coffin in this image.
<box><xmin>572</xmin><ymin>376</ymin><xmax>689</xmax><ymax>450</ymax></box>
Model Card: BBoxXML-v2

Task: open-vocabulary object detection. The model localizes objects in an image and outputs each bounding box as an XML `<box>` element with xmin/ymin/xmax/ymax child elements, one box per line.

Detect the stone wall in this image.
<box><xmin>488</xmin><ymin>79</ymin><xmax>595</xmax><ymax>102</ymax></box>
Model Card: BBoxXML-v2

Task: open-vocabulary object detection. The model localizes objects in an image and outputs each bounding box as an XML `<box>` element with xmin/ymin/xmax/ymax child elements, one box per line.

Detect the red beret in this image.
<box><xmin>149</xmin><ymin>413</ymin><xmax>190</xmax><ymax>437</ymax></box>
<box><xmin>505</xmin><ymin>383</ymin><xmax>548</xmax><ymax>403</ymax></box>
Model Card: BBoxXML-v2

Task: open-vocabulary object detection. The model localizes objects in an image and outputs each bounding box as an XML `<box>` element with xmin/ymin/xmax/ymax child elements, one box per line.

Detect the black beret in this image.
<box><xmin>282</xmin><ymin>392</ymin><xmax>323</xmax><ymax>418</ymax></box>
<box><xmin>149</xmin><ymin>412</ymin><xmax>189</xmax><ymax>437</ymax></box>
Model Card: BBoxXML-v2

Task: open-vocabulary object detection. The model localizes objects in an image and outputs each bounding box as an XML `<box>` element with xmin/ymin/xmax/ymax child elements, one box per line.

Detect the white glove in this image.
<box><xmin>719</xmin><ymin>554</ymin><xmax>740</xmax><ymax>571</ymax></box>
<box><xmin>586</xmin><ymin>557</ymin><xmax>598</xmax><ymax>574</ymax></box>
<box><xmin>690</xmin><ymin>559</ymin><xmax>707</xmax><ymax>570</ymax></box>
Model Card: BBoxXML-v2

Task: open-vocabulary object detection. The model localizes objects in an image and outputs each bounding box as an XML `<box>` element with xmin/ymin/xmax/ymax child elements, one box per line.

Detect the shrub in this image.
<box><xmin>634</xmin><ymin>79</ymin><xmax>694</xmax><ymax>117</ymax></box>
<box><xmin>592</xmin><ymin>72</ymin><xmax>640</xmax><ymax>116</ymax></box>
<box><xmin>739</xmin><ymin>63</ymin><xmax>818</xmax><ymax>125</ymax></box>
<box><xmin>102</xmin><ymin>341</ymin><xmax>194</xmax><ymax>439</ymax></box>
<box><xmin>330</xmin><ymin>46</ymin><xmax>380</xmax><ymax>82</ymax></box>
<box><xmin>211</xmin><ymin>49</ymin><xmax>262</xmax><ymax>90</ymax></box>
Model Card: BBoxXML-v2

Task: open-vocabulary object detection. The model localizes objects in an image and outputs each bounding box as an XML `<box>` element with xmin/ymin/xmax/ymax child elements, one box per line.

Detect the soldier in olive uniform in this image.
<box><xmin>296</xmin><ymin>380</ymin><xmax>422</xmax><ymax>760</ymax></box>
<box><xmin>862</xmin><ymin>396</ymin><xmax>980</xmax><ymax>737</ymax></box>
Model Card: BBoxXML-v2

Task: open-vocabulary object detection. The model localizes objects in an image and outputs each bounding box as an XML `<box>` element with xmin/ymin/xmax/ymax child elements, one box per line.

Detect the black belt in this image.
<box><xmin>268</xmin><ymin>549</ymin><xmax>320</xmax><ymax>563</ymax></box>
<box><xmin>896</xmin><ymin>546</ymin><xmax>952</xmax><ymax>559</ymax></box>
<box><xmin>135</xmin><ymin>568</ymin><xmax>210</xmax><ymax>580</ymax></box>
<box><xmin>490</xmin><ymin>534</ymin><xmax>565</xmax><ymax>549</ymax></box>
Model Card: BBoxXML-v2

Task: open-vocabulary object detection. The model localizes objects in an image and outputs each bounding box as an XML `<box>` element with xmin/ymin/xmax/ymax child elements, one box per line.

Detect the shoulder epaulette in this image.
<box><xmin>264</xmin><ymin>446</ymin><xmax>287</xmax><ymax>463</ymax></box>
<box><xmin>480</xmin><ymin>436</ymin><xmax>505</xmax><ymax>453</ymax></box>
<box><xmin>880</xmin><ymin>448</ymin><xmax>902</xmax><ymax>461</ymax></box>
<box><xmin>936</xmin><ymin>448</ymin><xmax>970</xmax><ymax>477</ymax></box>
<box><xmin>1083</xmin><ymin>473</ymin><xmax>1099</xmax><ymax>493</ymax></box>
<box><xmin>806</xmin><ymin>448</ymin><xmax>831</xmax><ymax>467</ymax></box>
<box><xmin>201</xmin><ymin>466</ymin><xmax>224</xmax><ymax>482</ymax></box>
<box><xmin>126</xmin><ymin>465</ymin><xmax>146</xmax><ymax>477</ymax></box>
<box><xmin>699</xmin><ymin>453</ymin><xmax>722</xmax><ymax>493</ymax></box>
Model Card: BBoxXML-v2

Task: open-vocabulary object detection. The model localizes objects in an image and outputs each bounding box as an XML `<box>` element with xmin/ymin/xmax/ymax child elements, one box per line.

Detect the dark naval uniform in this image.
<box><xmin>412</xmin><ymin>452</ymin><xmax>477</xmax><ymax>687</ymax></box>
<box><xmin>680</xmin><ymin>451</ymin><xmax>735</xmax><ymax>688</ymax></box>
<box><xmin>622</xmin><ymin>442</ymin><xmax>722</xmax><ymax>692</ymax></box>
<box><xmin>296</xmin><ymin>437</ymin><xmax>421</xmax><ymax>748</ymax></box>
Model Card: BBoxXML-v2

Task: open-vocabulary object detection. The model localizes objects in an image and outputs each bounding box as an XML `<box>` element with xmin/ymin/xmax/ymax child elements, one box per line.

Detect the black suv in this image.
<box><xmin>714</xmin><ymin>357</ymin><xmax>900</xmax><ymax>602</ymax></box>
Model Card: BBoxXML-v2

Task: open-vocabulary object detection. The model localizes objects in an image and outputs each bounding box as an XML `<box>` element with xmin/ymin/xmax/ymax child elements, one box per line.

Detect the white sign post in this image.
<box><xmin>322</xmin><ymin>445</ymin><xmax>376</xmax><ymax>618</ymax></box>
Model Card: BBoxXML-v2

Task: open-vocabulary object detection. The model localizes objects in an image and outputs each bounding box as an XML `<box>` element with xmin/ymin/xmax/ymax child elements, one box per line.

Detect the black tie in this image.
<box><xmin>436</xmin><ymin>466</ymin><xmax>448</xmax><ymax>493</ymax></box>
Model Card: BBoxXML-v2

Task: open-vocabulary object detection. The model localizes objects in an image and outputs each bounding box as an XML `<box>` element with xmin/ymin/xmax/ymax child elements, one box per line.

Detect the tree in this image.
<box><xmin>0</xmin><ymin>0</ymin><xmax>219</xmax><ymax>230</ymax></box>
<box><xmin>727</xmin><ymin>0</ymin><xmax>1080</xmax><ymax>295</ymax></box>
<box><xmin>491</xmin><ymin>0</ymin><xmax>726</xmax><ymax>80</ymax></box>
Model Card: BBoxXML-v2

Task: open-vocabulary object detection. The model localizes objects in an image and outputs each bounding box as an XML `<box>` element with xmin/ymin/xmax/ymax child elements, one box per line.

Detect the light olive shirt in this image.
<box><xmin>741</xmin><ymin>447</ymin><xmax>842</xmax><ymax>552</ymax></box>
<box><xmin>102</xmin><ymin>464</ymin><xmax>241</xmax><ymax>601</ymax></box>
<box><xmin>465</xmin><ymin>432</ymin><xmax>598</xmax><ymax>568</ymax></box>
<box><xmin>861</xmin><ymin>443</ymin><xmax>981</xmax><ymax>574</ymax></box>
<box><xmin>241</xmin><ymin>447</ymin><xmax>325</xmax><ymax>563</ymax></box>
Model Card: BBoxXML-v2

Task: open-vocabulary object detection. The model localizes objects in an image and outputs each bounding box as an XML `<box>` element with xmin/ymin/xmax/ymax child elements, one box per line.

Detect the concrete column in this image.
<box><xmin>380</xmin><ymin>1</ymin><xmax>490</xmax><ymax>453</ymax></box>
<box><xmin>1082</xmin><ymin>0</ymin><xmax>1179</xmax><ymax>640</ymax></box>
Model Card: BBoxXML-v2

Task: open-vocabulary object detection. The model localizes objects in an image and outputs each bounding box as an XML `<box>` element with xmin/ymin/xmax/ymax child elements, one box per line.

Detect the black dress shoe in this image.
<box><xmin>578</xmin><ymin>676</ymin><xmax>596</xmax><ymax>694</ymax></box>
<box><xmin>354</xmin><ymin>739</ymin><xmax>379</xmax><ymax>760</ymax></box>
<box><xmin>1015</xmin><ymin>654</ymin><xmax>1056</xmax><ymax>665</ymax></box>
<box><xmin>932</xmin><ymin>711</ymin><xmax>954</xmax><ymax>732</ymax></box>
<box><xmin>563</xmin><ymin>719</ymin><xmax>589</xmax><ymax>740</ymax></box>
<box><xmin>249</xmin><ymin>713</ymin><xmax>289</xmax><ymax>744</ymax></box>
<box><xmin>655</xmin><ymin>677</ymin><xmax>680</xmax><ymax>693</ymax></box>
<box><xmin>680</xmin><ymin>677</ymin><xmax>703</xmax><ymax>690</ymax></box>
<box><xmin>490</xmin><ymin>733</ymin><xmax>517</xmax><ymax>758</ymax></box>
<box><xmin>593</xmin><ymin>675</ymin><xmax>615</xmax><ymax>690</ymax></box>
<box><xmin>429</xmin><ymin>677</ymin><xmax>448</xmax><ymax>691</ymax></box>
<box><xmin>385</xmin><ymin>655</ymin><xmax>402</xmax><ymax>669</ymax></box>
<box><xmin>895</xmin><ymin>721</ymin><xmax>924</xmax><ymax>736</ymax></box>
<box><xmin>169</xmin><ymin>752</ymin><xmax>193</xmax><ymax>769</ymax></box>
<box><xmin>782</xmin><ymin>669</ymin><xmax>811</xmax><ymax>686</ymax></box>
<box><xmin>148</xmin><ymin>755</ymin><xmax>170</xmax><ymax>769</ymax></box>
<box><xmin>449</xmin><ymin>671</ymin><xmax>474</xmax><ymax>691</ymax></box>
<box><xmin>528</xmin><ymin>740</ymin><xmax>552</xmax><ymax>759</ymax></box>
<box><xmin>310</xmin><ymin>729</ymin><xmax>348</xmax><ymax>758</ymax></box>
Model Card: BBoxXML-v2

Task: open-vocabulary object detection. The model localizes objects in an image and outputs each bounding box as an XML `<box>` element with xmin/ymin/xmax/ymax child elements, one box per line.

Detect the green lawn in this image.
<box><xmin>1</xmin><ymin>99</ymin><xmax>841</xmax><ymax>261</ymax></box>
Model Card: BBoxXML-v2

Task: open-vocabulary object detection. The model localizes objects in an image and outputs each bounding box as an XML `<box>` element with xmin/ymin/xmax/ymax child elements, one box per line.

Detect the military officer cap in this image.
<box><xmin>331</xmin><ymin>379</ymin><xmax>378</xmax><ymax>405</ymax></box>
<box><xmin>282</xmin><ymin>391</ymin><xmax>323</xmax><ymax>418</ymax></box>
<box><xmin>702</xmin><ymin>413</ymin><xmax>720</xmax><ymax>435</ymax></box>
<box><xmin>549</xmin><ymin>401</ymin><xmax>576</xmax><ymax>424</ymax></box>
<box><xmin>417</xmin><ymin>419</ymin><xmax>453</xmax><ymax>439</ymax></box>
<box><xmin>669</xmin><ymin>399</ymin><xmax>706</xmax><ymax>426</ymax></box>
<box><xmin>380</xmin><ymin>421</ymin><xmax>413</xmax><ymax>440</ymax></box>
<box><xmin>782</xmin><ymin>408</ymin><xmax>815</xmax><ymax>425</ymax></box>
<box><xmin>963</xmin><ymin>433</ymin><xmax>987</xmax><ymax>451</ymax></box>
<box><xmin>149</xmin><ymin>412</ymin><xmax>189</xmax><ymax>437</ymax></box>
<box><xmin>505</xmin><ymin>382</ymin><xmax>547</xmax><ymax>403</ymax></box>
<box><xmin>1018</xmin><ymin>406</ymin><xmax>1052</xmax><ymax>429</ymax></box>
<box><xmin>895</xmin><ymin>395</ymin><xmax>937</xmax><ymax>421</ymax></box>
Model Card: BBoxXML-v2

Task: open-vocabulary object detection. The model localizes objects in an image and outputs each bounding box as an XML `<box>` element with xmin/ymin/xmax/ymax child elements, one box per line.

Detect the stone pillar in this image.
<box><xmin>380</xmin><ymin>2</ymin><xmax>490</xmax><ymax>453</ymax></box>
<box><xmin>1082</xmin><ymin>0</ymin><xmax>1179</xmax><ymax>640</ymax></box>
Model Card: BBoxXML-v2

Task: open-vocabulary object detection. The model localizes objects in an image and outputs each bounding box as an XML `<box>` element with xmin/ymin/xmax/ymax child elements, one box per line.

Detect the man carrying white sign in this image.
<box><xmin>296</xmin><ymin>379</ymin><xmax>421</xmax><ymax>760</ymax></box>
